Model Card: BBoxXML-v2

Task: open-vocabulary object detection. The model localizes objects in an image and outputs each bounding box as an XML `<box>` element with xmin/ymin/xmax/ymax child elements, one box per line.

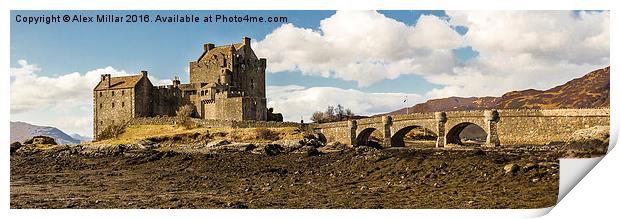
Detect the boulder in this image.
<box><xmin>355</xmin><ymin>145</ymin><xmax>378</xmax><ymax>153</ymax></box>
<box><xmin>216</xmin><ymin>143</ymin><xmax>257</xmax><ymax>152</ymax></box>
<box><xmin>300</xmin><ymin>138</ymin><xmax>324</xmax><ymax>147</ymax></box>
<box><xmin>264</xmin><ymin>144</ymin><xmax>284</xmax><ymax>156</ymax></box>
<box><xmin>23</xmin><ymin>135</ymin><xmax>57</xmax><ymax>145</ymax></box>
<box><xmin>273</xmin><ymin>139</ymin><xmax>302</xmax><ymax>152</ymax></box>
<box><xmin>10</xmin><ymin>142</ymin><xmax>22</xmax><ymax>154</ymax></box>
<box><xmin>294</xmin><ymin>146</ymin><xmax>322</xmax><ymax>156</ymax></box>
<box><xmin>207</xmin><ymin>139</ymin><xmax>231</xmax><ymax>147</ymax></box>
<box><xmin>503</xmin><ymin>164</ymin><xmax>519</xmax><ymax>174</ymax></box>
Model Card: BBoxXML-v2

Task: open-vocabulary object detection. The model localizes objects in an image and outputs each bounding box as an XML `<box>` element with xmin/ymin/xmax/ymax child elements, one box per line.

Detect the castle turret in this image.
<box><xmin>172</xmin><ymin>76</ymin><xmax>180</xmax><ymax>87</ymax></box>
<box><xmin>220</xmin><ymin>69</ymin><xmax>230</xmax><ymax>85</ymax></box>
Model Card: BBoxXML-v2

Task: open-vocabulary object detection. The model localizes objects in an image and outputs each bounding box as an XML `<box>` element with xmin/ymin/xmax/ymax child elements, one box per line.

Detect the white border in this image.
<box><xmin>3</xmin><ymin>0</ymin><xmax>617</xmax><ymax>218</ymax></box>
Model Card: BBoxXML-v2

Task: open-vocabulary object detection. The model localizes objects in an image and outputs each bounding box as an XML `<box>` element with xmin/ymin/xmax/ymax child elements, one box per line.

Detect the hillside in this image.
<box><xmin>391</xmin><ymin>66</ymin><xmax>610</xmax><ymax>114</ymax></box>
<box><xmin>10</xmin><ymin>121</ymin><xmax>81</xmax><ymax>145</ymax></box>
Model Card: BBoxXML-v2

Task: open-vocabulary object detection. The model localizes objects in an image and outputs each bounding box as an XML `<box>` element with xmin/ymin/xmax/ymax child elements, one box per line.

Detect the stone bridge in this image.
<box><xmin>315</xmin><ymin>109</ymin><xmax>610</xmax><ymax>147</ymax></box>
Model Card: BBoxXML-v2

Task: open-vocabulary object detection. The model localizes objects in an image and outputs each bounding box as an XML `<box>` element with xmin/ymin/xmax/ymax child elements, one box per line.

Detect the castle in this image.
<box><xmin>93</xmin><ymin>37</ymin><xmax>281</xmax><ymax>140</ymax></box>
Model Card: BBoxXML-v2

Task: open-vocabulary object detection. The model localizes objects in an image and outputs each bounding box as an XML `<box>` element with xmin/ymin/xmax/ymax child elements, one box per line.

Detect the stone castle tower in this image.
<box><xmin>93</xmin><ymin>37</ymin><xmax>279</xmax><ymax>140</ymax></box>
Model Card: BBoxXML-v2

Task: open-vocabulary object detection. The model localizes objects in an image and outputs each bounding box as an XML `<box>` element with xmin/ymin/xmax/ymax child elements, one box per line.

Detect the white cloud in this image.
<box><xmin>255</xmin><ymin>10</ymin><xmax>610</xmax><ymax>99</ymax></box>
<box><xmin>267</xmin><ymin>85</ymin><xmax>421</xmax><ymax>122</ymax></box>
<box><xmin>10</xmin><ymin>60</ymin><xmax>170</xmax><ymax>136</ymax></box>
<box><xmin>425</xmin><ymin>10</ymin><xmax>610</xmax><ymax>98</ymax></box>
<box><xmin>254</xmin><ymin>11</ymin><xmax>463</xmax><ymax>87</ymax></box>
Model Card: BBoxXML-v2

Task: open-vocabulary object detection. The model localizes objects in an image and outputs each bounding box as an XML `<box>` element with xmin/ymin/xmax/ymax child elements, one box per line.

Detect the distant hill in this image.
<box><xmin>391</xmin><ymin>66</ymin><xmax>610</xmax><ymax>114</ymax></box>
<box><xmin>70</xmin><ymin>133</ymin><xmax>93</xmax><ymax>143</ymax></box>
<box><xmin>10</xmin><ymin>121</ymin><xmax>81</xmax><ymax>145</ymax></box>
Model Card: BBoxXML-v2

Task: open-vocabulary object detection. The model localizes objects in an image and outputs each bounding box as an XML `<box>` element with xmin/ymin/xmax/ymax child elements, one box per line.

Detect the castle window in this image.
<box><xmin>99</xmin><ymin>92</ymin><xmax>102</xmax><ymax>97</ymax></box>
<box><xmin>122</xmin><ymin>90</ymin><xmax>125</xmax><ymax>96</ymax></box>
<box><xmin>251</xmin><ymin>79</ymin><xmax>254</xmax><ymax>89</ymax></box>
<box><xmin>112</xmin><ymin>102</ymin><xmax>115</xmax><ymax>108</ymax></box>
<box><xmin>100</xmin><ymin>121</ymin><xmax>103</xmax><ymax>125</ymax></box>
<box><xmin>99</xmin><ymin>103</ymin><xmax>102</xmax><ymax>109</ymax></box>
<box><xmin>111</xmin><ymin>91</ymin><xmax>115</xmax><ymax>96</ymax></box>
<box><xmin>122</xmin><ymin>102</ymin><xmax>125</xmax><ymax>107</ymax></box>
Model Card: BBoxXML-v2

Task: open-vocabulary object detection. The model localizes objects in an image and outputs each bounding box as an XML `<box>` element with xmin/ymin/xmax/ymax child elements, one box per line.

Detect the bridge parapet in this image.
<box><xmin>315</xmin><ymin>108</ymin><xmax>610</xmax><ymax>148</ymax></box>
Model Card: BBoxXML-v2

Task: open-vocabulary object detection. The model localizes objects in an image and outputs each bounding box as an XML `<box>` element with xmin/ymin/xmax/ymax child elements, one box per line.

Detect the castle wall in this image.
<box><xmin>151</xmin><ymin>86</ymin><xmax>190</xmax><ymax>117</ymax></box>
<box><xmin>242</xmin><ymin>97</ymin><xmax>267</xmax><ymax>121</ymax></box>
<box><xmin>128</xmin><ymin>116</ymin><xmax>303</xmax><ymax>129</ymax></box>
<box><xmin>133</xmin><ymin>77</ymin><xmax>152</xmax><ymax>117</ymax></box>
<box><xmin>202</xmin><ymin>96</ymin><xmax>244</xmax><ymax>121</ymax></box>
<box><xmin>93</xmin><ymin>88</ymin><xmax>134</xmax><ymax>139</ymax></box>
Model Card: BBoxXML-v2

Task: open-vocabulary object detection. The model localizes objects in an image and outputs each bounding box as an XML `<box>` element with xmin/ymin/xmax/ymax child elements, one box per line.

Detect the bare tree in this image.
<box><xmin>311</xmin><ymin>105</ymin><xmax>355</xmax><ymax>123</ymax></box>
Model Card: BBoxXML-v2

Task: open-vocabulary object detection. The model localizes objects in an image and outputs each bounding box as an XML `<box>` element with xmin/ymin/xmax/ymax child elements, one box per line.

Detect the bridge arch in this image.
<box><xmin>356</xmin><ymin>127</ymin><xmax>382</xmax><ymax>147</ymax></box>
<box><xmin>391</xmin><ymin>125</ymin><xmax>437</xmax><ymax>147</ymax></box>
<box><xmin>445</xmin><ymin>122</ymin><xmax>487</xmax><ymax>146</ymax></box>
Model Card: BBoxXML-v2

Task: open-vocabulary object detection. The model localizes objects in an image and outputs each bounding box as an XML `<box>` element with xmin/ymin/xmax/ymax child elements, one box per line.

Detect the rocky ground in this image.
<box><xmin>12</xmin><ymin>144</ymin><xmax>565</xmax><ymax>209</ymax></box>
<box><xmin>10</xmin><ymin>126</ymin><xmax>608</xmax><ymax>209</ymax></box>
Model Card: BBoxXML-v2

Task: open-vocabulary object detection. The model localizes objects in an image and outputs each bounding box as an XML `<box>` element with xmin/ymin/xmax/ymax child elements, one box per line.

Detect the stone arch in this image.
<box><xmin>356</xmin><ymin>127</ymin><xmax>379</xmax><ymax>147</ymax></box>
<box><xmin>445</xmin><ymin>122</ymin><xmax>487</xmax><ymax>146</ymax></box>
<box><xmin>391</xmin><ymin>125</ymin><xmax>437</xmax><ymax>147</ymax></box>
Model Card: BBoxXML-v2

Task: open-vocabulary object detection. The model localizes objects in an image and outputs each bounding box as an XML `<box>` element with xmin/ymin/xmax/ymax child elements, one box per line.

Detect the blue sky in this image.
<box><xmin>10</xmin><ymin>10</ymin><xmax>610</xmax><ymax>136</ymax></box>
<box><xmin>10</xmin><ymin>10</ymin><xmax>463</xmax><ymax>93</ymax></box>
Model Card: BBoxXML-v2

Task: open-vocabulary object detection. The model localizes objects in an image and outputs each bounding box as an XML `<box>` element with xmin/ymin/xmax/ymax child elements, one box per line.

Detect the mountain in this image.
<box><xmin>391</xmin><ymin>66</ymin><xmax>610</xmax><ymax>114</ymax></box>
<box><xmin>10</xmin><ymin>121</ymin><xmax>81</xmax><ymax>145</ymax></box>
<box><xmin>70</xmin><ymin>133</ymin><xmax>93</xmax><ymax>143</ymax></box>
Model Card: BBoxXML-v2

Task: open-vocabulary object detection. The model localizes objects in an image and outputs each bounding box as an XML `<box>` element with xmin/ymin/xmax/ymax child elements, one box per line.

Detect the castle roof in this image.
<box><xmin>197</xmin><ymin>43</ymin><xmax>244</xmax><ymax>62</ymax></box>
<box><xmin>94</xmin><ymin>74</ymin><xmax>144</xmax><ymax>91</ymax></box>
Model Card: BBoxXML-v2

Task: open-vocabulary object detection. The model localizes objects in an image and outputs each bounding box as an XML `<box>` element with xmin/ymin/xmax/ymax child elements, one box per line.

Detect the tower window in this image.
<box><xmin>99</xmin><ymin>103</ymin><xmax>103</xmax><ymax>109</ymax></box>
<box><xmin>112</xmin><ymin>91</ymin><xmax>115</xmax><ymax>96</ymax></box>
<box><xmin>122</xmin><ymin>102</ymin><xmax>125</xmax><ymax>107</ymax></box>
<box><xmin>122</xmin><ymin>90</ymin><xmax>125</xmax><ymax>95</ymax></box>
<box><xmin>112</xmin><ymin>102</ymin><xmax>115</xmax><ymax>108</ymax></box>
<box><xmin>251</xmin><ymin>79</ymin><xmax>254</xmax><ymax>89</ymax></box>
<box><xmin>99</xmin><ymin>92</ymin><xmax>102</xmax><ymax>97</ymax></box>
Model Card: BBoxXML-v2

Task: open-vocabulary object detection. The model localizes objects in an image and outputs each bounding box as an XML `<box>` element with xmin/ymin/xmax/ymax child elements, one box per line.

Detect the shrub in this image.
<box><xmin>176</xmin><ymin>105</ymin><xmax>195</xmax><ymax>128</ymax></box>
<box><xmin>98</xmin><ymin>121</ymin><xmax>128</xmax><ymax>140</ymax></box>
<box><xmin>255</xmin><ymin>128</ymin><xmax>280</xmax><ymax>141</ymax></box>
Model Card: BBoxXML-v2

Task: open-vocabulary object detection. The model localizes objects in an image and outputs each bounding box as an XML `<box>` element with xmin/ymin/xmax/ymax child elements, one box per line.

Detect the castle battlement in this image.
<box><xmin>93</xmin><ymin>37</ymin><xmax>281</xmax><ymax>140</ymax></box>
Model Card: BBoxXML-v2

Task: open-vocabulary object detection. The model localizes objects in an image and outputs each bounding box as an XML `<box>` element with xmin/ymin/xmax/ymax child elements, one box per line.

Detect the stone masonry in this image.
<box><xmin>317</xmin><ymin>108</ymin><xmax>610</xmax><ymax>147</ymax></box>
<box><xmin>93</xmin><ymin>37</ymin><xmax>281</xmax><ymax>140</ymax></box>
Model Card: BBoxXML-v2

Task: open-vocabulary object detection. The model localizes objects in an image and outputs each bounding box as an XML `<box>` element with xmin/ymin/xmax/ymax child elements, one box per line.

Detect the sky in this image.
<box><xmin>10</xmin><ymin>10</ymin><xmax>610</xmax><ymax>137</ymax></box>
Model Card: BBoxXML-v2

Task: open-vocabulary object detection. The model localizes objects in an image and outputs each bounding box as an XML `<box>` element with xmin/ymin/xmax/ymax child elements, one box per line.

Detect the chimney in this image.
<box><xmin>141</xmin><ymin>70</ymin><xmax>148</xmax><ymax>77</ymax></box>
<box><xmin>203</xmin><ymin>43</ymin><xmax>215</xmax><ymax>51</ymax></box>
<box><xmin>242</xmin><ymin>37</ymin><xmax>251</xmax><ymax>47</ymax></box>
<box><xmin>101</xmin><ymin>74</ymin><xmax>111</xmax><ymax>88</ymax></box>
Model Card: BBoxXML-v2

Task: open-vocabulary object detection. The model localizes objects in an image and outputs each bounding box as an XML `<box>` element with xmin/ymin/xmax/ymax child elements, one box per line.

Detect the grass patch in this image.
<box><xmin>88</xmin><ymin>124</ymin><xmax>305</xmax><ymax>145</ymax></box>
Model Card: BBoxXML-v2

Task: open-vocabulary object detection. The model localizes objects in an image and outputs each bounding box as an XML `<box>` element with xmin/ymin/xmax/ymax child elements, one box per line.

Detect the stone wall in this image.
<box><xmin>93</xmin><ymin>87</ymin><xmax>139</xmax><ymax>139</ymax></box>
<box><xmin>127</xmin><ymin>116</ymin><xmax>302</xmax><ymax>129</ymax></box>
<box><xmin>316</xmin><ymin>108</ymin><xmax>610</xmax><ymax>147</ymax></box>
<box><xmin>133</xmin><ymin>76</ymin><xmax>153</xmax><ymax>117</ymax></box>
<box><xmin>495</xmin><ymin>108</ymin><xmax>609</xmax><ymax>145</ymax></box>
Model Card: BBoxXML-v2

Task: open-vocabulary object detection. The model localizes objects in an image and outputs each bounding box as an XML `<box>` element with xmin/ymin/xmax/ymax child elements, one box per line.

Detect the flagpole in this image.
<box><xmin>405</xmin><ymin>95</ymin><xmax>408</xmax><ymax>114</ymax></box>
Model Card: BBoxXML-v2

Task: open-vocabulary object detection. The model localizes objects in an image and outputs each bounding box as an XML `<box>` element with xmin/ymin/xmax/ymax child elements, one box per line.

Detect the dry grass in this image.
<box><xmin>88</xmin><ymin>124</ymin><xmax>305</xmax><ymax>145</ymax></box>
